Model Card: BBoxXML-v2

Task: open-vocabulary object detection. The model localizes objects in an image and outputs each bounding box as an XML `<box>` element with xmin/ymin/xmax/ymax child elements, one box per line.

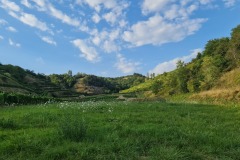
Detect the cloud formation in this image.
<box><xmin>223</xmin><ymin>0</ymin><xmax>236</xmax><ymax>7</ymax></box>
<box><xmin>40</xmin><ymin>36</ymin><xmax>57</xmax><ymax>46</ymax></box>
<box><xmin>72</xmin><ymin>39</ymin><xmax>100</xmax><ymax>63</ymax></box>
<box><xmin>6</xmin><ymin>26</ymin><xmax>17</xmax><ymax>32</ymax></box>
<box><xmin>0</xmin><ymin>0</ymin><xmax>49</xmax><ymax>31</ymax></box>
<box><xmin>115</xmin><ymin>54</ymin><xmax>140</xmax><ymax>74</ymax></box>
<box><xmin>8</xmin><ymin>38</ymin><xmax>21</xmax><ymax>47</ymax></box>
<box><xmin>123</xmin><ymin>15</ymin><xmax>206</xmax><ymax>46</ymax></box>
<box><xmin>123</xmin><ymin>0</ymin><xmax>213</xmax><ymax>47</ymax></box>
<box><xmin>0</xmin><ymin>19</ymin><xmax>8</xmax><ymax>25</ymax></box>
<box><xmin>30</xmin><ymin>0</ymin><xmax>81</xmax><ymax>27</ymax></box>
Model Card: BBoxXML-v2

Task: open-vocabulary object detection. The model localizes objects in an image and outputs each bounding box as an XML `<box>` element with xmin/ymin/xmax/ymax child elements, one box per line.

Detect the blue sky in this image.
<box><xmin>0</xmin><ymin>0</ymin><xmax>239</xmax><ymax>77</ymax></box>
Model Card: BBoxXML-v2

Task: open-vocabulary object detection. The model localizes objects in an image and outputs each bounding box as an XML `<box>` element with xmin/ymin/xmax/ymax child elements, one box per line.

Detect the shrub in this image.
<box><xmin>0</xmin><ymin>92</ymin><xmax>54</xmax><ymax>106</ymax></box>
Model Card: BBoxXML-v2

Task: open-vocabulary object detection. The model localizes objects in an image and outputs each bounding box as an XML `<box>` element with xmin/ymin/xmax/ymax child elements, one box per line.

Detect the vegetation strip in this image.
<box><xmin>1</xmin><ymin>101</ymin><xmax>240</xmax><ymax>159</ymax></box>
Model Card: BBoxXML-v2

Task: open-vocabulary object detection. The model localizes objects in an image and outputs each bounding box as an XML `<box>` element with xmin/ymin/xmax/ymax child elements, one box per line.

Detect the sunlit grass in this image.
<box><xmin>0</xmin><ymin>101</ymin><xmax>240</xmax><ymax>159</ymax></box>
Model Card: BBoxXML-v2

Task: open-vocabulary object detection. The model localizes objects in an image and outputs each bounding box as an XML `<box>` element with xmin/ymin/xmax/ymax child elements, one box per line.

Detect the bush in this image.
<box><xmin>0</xmin><ymin>92</ymin><xmax>54</xmax><ymax>106</ymax></box>
<box><xmin>0</xmin><ymin>93</ymin><xmax>4</xmax><ymax>105</ymax></box>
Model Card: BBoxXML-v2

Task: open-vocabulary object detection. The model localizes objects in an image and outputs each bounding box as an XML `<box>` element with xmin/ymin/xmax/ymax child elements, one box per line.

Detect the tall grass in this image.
<box><xmin>58</xmin><ymin>112</ymin><xmax>88</xmax><ymax>142</ymax></box>
<box><xmin>0</xmin><ymin>101</ymin><xmax>240</xmax><ymax>159</ymax></box>
<box><xmin>0</xmin><ymin>118</ymin><xmax>18</xmax><ymax>129</ymax></box>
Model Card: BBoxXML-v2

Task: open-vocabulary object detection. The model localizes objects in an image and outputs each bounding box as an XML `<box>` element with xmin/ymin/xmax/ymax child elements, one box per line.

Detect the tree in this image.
<box><xmin>188</xmin><ymin>60</ymin><xmax>203</xmax><ymax>92</ymax></box>
<box><xmin>150</xmin><ymin>73</ymin><xmax>155</xmax><ymax>79</ymax></box>
<box><xmin>200</xmin><ymin>56</ymin><xmax>220</xmax><ymax>90</ymax></box>
<box><xmin>49</xmin><ymin>74</ymin><xmax>60</xmax><ymax>85</ymax></box>
<box><xmin>151</xmin><ymin>80</ymin><xmax>163</xmax><ymax>95</ymax></box>
<box><xmin>68</xmin><ymin>70</ymin><xmax>73</xmax><ymax>77</ymax></box>
<box><xmin>227</xmin><ymin>25</ymin><xmax>240</xmax><ymax>68</ymax></box>
<box><xmin>176</xmin><ymin>60</ymin><xmax>189</xmax><ymax>93</ymax></box>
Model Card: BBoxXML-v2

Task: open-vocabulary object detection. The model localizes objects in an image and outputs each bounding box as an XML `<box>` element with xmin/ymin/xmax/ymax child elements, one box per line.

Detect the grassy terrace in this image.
<box><xmin>1</xmin><ymin>101</ymin><xmax>240</xmax><ymax>159</ymax></box>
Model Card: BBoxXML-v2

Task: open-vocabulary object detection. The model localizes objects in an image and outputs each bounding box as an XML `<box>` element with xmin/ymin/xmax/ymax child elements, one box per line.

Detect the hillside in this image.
<box><xmin>121</xmin><ymin>25</ymin><xmax>240</xmax><ymax>102</ymax></box>
<box><xmin>0</xmin><ymin>64</ymin><xmax>78</xmax><ymax>98</ymax></box>
<box><xmin>0</xmin><ymin>64</ymin><xmax>145</xmax><ymax>98</ymax></box>
<box><xmin>1</xmin><ymin>24</ymin><xmax>239</xmax><ymax>101</ymax></box>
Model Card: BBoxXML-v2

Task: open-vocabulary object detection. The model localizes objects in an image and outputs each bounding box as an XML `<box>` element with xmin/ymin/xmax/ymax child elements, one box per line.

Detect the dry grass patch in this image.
<box><xmin>190</xmin><ymin>87</ymin><xmax>240</xmax><ymax>102</ymax></box>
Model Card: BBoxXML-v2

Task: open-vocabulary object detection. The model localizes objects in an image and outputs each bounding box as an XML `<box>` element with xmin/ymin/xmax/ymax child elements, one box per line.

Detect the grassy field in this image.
<box><xmin>1</xmin><ymin>101</ymin><xmax>240</xmax><ymax>159</ymax></box>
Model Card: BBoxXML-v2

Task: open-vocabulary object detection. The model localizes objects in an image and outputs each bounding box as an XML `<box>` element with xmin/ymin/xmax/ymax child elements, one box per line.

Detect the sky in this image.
<box><xmin>0</xmin><ymin>0</ymin><xmax>239</xmax><ymax>77</ymax></box>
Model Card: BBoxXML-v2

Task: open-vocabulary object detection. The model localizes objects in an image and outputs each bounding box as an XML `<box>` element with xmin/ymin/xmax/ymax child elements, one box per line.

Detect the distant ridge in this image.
<box><xmin>0</xmin><ymin>63</ymin><xmax>145</xmax><ymax>98</ymax></box>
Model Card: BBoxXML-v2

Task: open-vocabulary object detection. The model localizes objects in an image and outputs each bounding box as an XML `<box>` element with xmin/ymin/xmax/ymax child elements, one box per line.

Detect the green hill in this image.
<box><xmin>121</xmin><ymin>24</ymin><xmax>240</xmax><ymax>102</ymax></box>
<box><xmin>0</xmin><ymin>64</ymin><xmax>145</xmax><ymax>98</ymax></box>
<box><xmin>0</xmin><ymin>64</ymin><xmax>77</xmax><ymax>98</ymax></box>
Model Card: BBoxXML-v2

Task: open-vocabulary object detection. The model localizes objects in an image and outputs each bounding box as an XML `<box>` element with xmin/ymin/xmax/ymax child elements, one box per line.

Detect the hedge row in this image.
<box><xmin>0</xmin><ymin>93</ymin><xmax>54</xmax><ymax>105</ymax></box>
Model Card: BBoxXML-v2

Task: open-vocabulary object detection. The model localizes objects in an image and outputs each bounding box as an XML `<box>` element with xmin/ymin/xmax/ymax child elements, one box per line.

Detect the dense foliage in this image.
<box><xmin>0</xmin><ymin>92</ymin><xmax>53</xmax><ymax>105</ymax></box>
<box><xmin>81</xmin><ymin>73</ymin><xmax>145</xmax><ymax>93</ymax></box>
<box><xmin>0</xmin><ymin>62</ymin><xmax>145</xmax><ymax>97</ymax></box>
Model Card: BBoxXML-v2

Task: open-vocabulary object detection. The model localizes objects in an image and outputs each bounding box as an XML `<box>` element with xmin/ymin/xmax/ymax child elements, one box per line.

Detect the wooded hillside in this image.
<box><xmin>121</xmin><ymin>25</ymin><xmax>240</xmax><ymax>100</ymax></box>
<box><xmin>0</xmin><ymin>64</ymin><xmax>145</xmax><ymax>98</ymax></box>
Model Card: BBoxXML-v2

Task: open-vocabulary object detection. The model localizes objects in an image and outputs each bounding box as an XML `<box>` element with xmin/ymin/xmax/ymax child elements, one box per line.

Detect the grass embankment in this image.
<box><xmin>1</xmin><ymin>101</ymin><xmax>240</xmax><ymax>159</ymax></box>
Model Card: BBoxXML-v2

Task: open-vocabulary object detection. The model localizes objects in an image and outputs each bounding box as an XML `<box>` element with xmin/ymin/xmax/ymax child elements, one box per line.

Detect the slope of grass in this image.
<box><xmin>1</xmin><ymin>101</ymin><xmax>240</xmax><ymax>159</ymax></box>
<box><xmin>120</xmin><ymin>79</ymin><xmax>153</xmax><ymax>93</ymax></box>
<box><xmin>214</xmin><ymin>68</ymin><xmax>240</xmax><ymax>89</ymax></box>
<box><xmin>185</xmin><ymin>69</ymin><xmax>240</xmax><ymax>104</ymax></box>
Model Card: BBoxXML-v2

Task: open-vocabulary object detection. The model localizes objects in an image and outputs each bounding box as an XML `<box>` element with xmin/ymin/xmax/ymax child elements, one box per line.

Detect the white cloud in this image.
<box><xmin>77</xmin><ymin>0</ymin><xmax>129</xmax><ymax>26</ymax></box>
<box><xmin>8</xmin><ymin>38</ymin><xmax>21</xmax><ymax>47</ymax></box>
<box><xmin>128</xmin><ymin>0</ymin><xmax>219</xmax><ymax>47</ymax></box>
<box><xmin>164</xmin><ymin>3</ymin><xmax>199</xmax><ymax>20</ymax></box>
<box><xmin>6</xmin><ymin>26</ymin><xmax>17</xmax><ymax>32</ymax></box>
<box><xmin>142</xmin><ymin>0</ymin><xmax>214</xmax><ymax>15</ymax></box>
<box><xmin>119</xmin><ymin>19</ymin><xmax>127</xmax><ymax>28</ymax></box>
<box><xmin>40</xmin><ymin>36</ymin><xmax>57</xmax><ymax>46</ymax></box>
<box><xmin>92</xmin><ymin>13</ymin><xmax>101</xmax><ymax>23</ymax></box>
<box><xmin>31</xmin><ymin>0</ymin><xmax>81</xmax><ymax>27</ymax></box>
<box><xmin>48</xmin><ymin>5</ymin><xmax>80</xmax><ymax>27</ymax></box>
<box><xmin>92</xmin><ymin>36</ymin><xmax>101</xmax><ymax>46</ymax></box>
<box><xmin>149</xmin><ymin>48</ymin><xmax>202</xmax><ymax>75</ymax></box>
<box><xmin>76</xmin><ymin>0</ymin><xmax>118</xmax><ymax>12</ymax></box>
<box><xmin>0</xmin><ymin>0</ymin><xmax>21</xmax><ymax>12</ymax></box>
<box><xmin>115</xmin><ymin>54</ymin><xmax>140</xmax><ymax>74</ymax></box>
<box><xmin>31</xmin><ymin>0</ymin><xmax>46</xmax><ymax>8</ymax></box>
<box><xmin>72</xmin><ymin>39</ymin><xmax>100</xmax><ymax>62</ymax></box>
<box><xmin>123</xmin><ymin>15</ymin><xmax>207</xmax><ymax>46</ymax></box>
<box><xmin>0</xmin><ymin>35</ymin><xmax>3</xmax><ymax>40</ymax></box>
<box><xmin>142</xmin><ymin>0</ymin><xmax>170</xmax><ymax>15</ymax></box>
<box><xmin>103</xmin><ymin>11</ymin><xmax>117</xmax><ymax>24</ymax></box>
<box><xmin>223</xmin><ymin>0</ymin><xmax>236</xmax><ymax>7</ymax></box>
<box><xmin>90</xmin><ymin>29</ymin><xmax>121</xmax><ymax>53</ymax></box>
<box><xmin>103</xmin><ymin>40</ymin><xmax>119</xmax><ymax>53</ymax></box>
<box><xmin>0</xmin><ymin>0</ymin><xmax>49</xmax><ymax>31</ymax></box>
<box><xmin>0</xmin><ymin>19</ymin><xmax>8</xmax><ymax>25</ymax></box>
<box><xmin>9</xmin><ymin>12</ymin><xmax>49</xmax><ymax>31</ymax></box>
<box><xmin>199</xmin><ymin>0</ymin><xmax>214</xmax><ymax>5</ymax></box>
<box><xmin>21</xmin><ymin>0</ymin><xmax>32</xmax><ymax>8</ymax></box>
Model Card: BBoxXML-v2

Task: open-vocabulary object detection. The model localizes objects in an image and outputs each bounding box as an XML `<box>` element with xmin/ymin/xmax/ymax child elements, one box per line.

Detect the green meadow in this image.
<box><xmin>1</xmin><ymin>101</ymin><xmax>240</xmax><ymax>159</ymax></box>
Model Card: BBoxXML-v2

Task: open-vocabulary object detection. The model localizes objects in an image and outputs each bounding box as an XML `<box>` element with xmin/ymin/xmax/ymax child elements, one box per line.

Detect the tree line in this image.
<box><xmin>150</xmin><ymin>25</ymin><xmax>240</xmax><ymax>96</ymax></box>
